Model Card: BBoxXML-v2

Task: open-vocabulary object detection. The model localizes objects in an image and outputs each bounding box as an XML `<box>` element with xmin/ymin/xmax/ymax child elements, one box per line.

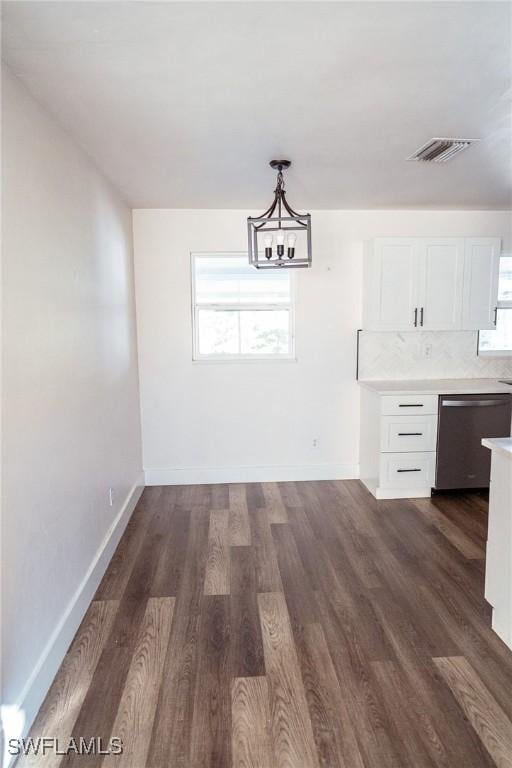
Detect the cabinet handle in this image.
<box><xmin>399</xmin><ymin>404</ymin><xmax>424</xmax><ymax>408</ymax></box>
<box><xmin>493</xmin><ymin>306</ymin><xmax>498</xmax><ymax>326</ymax></box>
<box><xmin>397</xmin><ymin>468</ymin><xmax>421</xmax><ymax>473</ymax></box>
<box><xmin>398</xmin><ymin>432</ymin><xmax>423</xmax><ymax>436</ymax></box>
<box><xmin>420</xmin><ymin>307</ymin><xmax>424</xmax><ymax>326</ymax></box>
<box><xmin>414</xmin><ymin>308</ymin><xmax>418</xmax><ymax>327</ymax></box>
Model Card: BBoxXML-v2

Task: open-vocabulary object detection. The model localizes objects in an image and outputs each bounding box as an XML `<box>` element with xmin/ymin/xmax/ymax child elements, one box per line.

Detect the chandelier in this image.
<box><xmin>247</xmin><ymin>160</ymin><xmax>312</xmax><ymax>269</ymax></box>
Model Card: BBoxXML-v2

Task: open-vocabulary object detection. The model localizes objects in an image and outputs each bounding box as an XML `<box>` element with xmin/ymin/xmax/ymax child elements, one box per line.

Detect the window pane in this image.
<box><xmin>198</xmin><ymin>310</ymin><xmax>238</xmax><ymax>355</ymax></box>
<box><xmin>498</xmin><ymin>256</ymin><xmax>512</xmax><ymax>302</ymax></box>
<box><xmin>195</xmin><ymin>255</ymin><xmax>291</xmax><ymax>305</ymax></box>
<box><xmin>479</xmin><ymin>309</ymin><xmax>512</xmax><ymax>353</ymax></box>
<box><xmin>240</xmin><ymin>310</ymin><xmax>290</xmax><ymax>355</ymax></box>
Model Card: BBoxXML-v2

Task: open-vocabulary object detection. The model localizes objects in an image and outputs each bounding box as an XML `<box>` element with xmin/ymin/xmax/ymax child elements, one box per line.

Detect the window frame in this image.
<box><xmin>191</xmin><ymin>252</ymin><xmax>296</xmax><ymax>362</ymax></box>
<box><xmin>478</xmin><ymin>253</ymin><xmax>512</xmax><ymax>357</ymax></box>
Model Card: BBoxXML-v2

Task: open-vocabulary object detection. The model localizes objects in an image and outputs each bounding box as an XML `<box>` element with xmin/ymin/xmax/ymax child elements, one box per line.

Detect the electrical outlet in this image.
<box><xmin>425</xmin><ymin>344</ymin><xmax>432</xmax><ymax>359</ymax></box>
<box><xmin>109</xmin><ymin>487</ymin><xmax>114</xmax><ymax>507</ymax></box>
<box><xmin>313</xmin><ymin>438</ymin><xmax>319</xmax><ymax>448</ymax></box>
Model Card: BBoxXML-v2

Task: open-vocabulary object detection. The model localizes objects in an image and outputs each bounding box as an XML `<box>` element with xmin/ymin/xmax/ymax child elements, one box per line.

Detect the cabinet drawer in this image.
<box><xmin>379</xmin><ymin>452</ymin><xmax>435</xmax><ymax>489</ymax></box>
<box><xmin>380</xmin><ymin>415</ymin><xmax>438</xmax><ymax>453</ymax></box>
<box><xmin>381</xmin><ymin>394</ymin><xmax>438</xmax><ymax>416</ymax></box>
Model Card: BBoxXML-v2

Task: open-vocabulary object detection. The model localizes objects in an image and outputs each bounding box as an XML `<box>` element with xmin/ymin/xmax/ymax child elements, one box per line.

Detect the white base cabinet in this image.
<box><xmin>363</xmin><ymin>237</ymin><xmax>501</xmax><ymax>332</ymax></box>
<box><xmin>360</xmin><ymin>389</ymin><xmax>437</xmax><ymax>499</ymax></box>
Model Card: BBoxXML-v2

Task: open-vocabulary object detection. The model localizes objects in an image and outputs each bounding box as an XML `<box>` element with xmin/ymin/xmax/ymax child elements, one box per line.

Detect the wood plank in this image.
<box><xmin>299</xmin><ymin>500</ymin><xmax>393</xmax><ymax>663</ymax></box>
<box><xmin>314</xmin><ymin>588</ymin><xmax>404</xmax><ymax>768</ymax></box>
<box><xmin>151</xmin><ymin>507</ymin><xmax>190</xmax><ymax>597</ymax></box>
<box><xmin>413</xmin><ymin>498</ymin><xmax>484</xmax><ymax>559</ymax></box>
<box><xmin>277</xmin><ymin>481</ymin><xmax>303</xmax><ymax>508</ymax></box>
<box><xmin>249</xmin><ymin>508</ymin><xmax>283</xmax><ymax>593</ymax></box>
<box><xmin>434</xmin><ymin>656</ymin><xmax>512</xmax><ymax>768</ymax></box>
<box><xmin>18</xmin><ymin>601</ymin><xmax>118</xmax><ymax>768</ymax></box>
<box><xmin>204</xmin><ymin>509</ymin><xmax>230</xmax><ymax>595</ymax></box>
<box><xmin>190</xmin><ymin>595</ymin><xmax>231</xmax><ymax>768</ymax></box>
<box><xmin>245</xmin><ymin>483</ymin><xmax>265</xmax><ymax>512</ymax></box>
<box><xmin>211</xmin><ymin>483</ymin><xmax>230</xmax><ymax>509</ymax></box>
<box><xmin>107</xmin><ymin>597</ymin><xmax>174</xmax><ymax>767</ymax></box>
<box><xmin>262</xmin><ymin>483</ymin><xmax>288</xmax><ymax>523</ymax></box>
<box><xmin>61</xmin><ymin>596</ymin><xmax>148</xmax><ymax>768</ymax></box>
<box><xmin>229</xmin><ymin>485</ymin><xmax>251</xmax><ymax>546</ymax></box>
<box><xmin>95</xmin><ymin>487</ymin><xmax>161</xmax><ymax>600</ymax></box>
<box><xmin>371</xmin><ymin>659</ymin><xmax>449</xmax><ymax>768</ymax></box>
<box><xmin>367</xmin><ymin>539</ymin><xmax>461</xmax><ymax>660</ymax></box>
<box><xmin>295</xmin><ymin>622</ymin><xmax>364</xmax><ymax>768</ymax></box>
<box><xmin>63</xmin><ymin>491</ymin><xmax>171</xmax><ymax>768</ymax></box>
<box><xmin>179</xmin><ymin>484</ymin><xmax>211</xmax><ymax>508</ymax></box>
<box><xmin>146</xmin><ymin>508</ymin><xmax>210</xmax><ymax>768</ymax></box>
<box><xmin>313</xmin><ymin>482</ymin><xmax>382</xmax><ymax>589</ymax></box>
<box><xmin>439</xmin><ymin>495</ymin><xmax>488</xmax><ymax>545</ymax></box>
<box><xmin>230</xmin><ymin>546</ymin><xmax>265</xmax><ymax>677</ymax></box>
<box><xmin>231</xmin><ymin>677</ymin><xmax>272</xmax><ymax>768</ymax></box>
<box><xmin>271</xmin><ymin>523</ymin><xmax>317</xmax><ymax>627</ymax></box>
<box><xmin>257</xmin><ymin>592</ymin><xmax>320</xmax><ymax>768</ymax></box>
<box><xmin>285</xmin><ymin>507</ymin><xmax>325</xmax><ymax>593</ymax></box>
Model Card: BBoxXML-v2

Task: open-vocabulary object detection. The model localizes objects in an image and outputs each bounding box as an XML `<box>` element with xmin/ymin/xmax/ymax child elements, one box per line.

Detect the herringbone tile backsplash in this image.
<box><xmin>358</xmin><ymin>331</ymin><xmax>512</xmax><ymax>380</ymax></box>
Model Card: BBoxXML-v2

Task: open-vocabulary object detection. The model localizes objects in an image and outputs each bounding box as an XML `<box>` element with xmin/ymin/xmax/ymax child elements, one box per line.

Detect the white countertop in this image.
<box><xmin>358</xmin><ymin>378</ymin><xmax>512</xmax><ymax>395</ymax></box>
<box><xmin>482</xmin><ymin>437</ymin><xmax>512</xmax><ymax>459</ymax></box>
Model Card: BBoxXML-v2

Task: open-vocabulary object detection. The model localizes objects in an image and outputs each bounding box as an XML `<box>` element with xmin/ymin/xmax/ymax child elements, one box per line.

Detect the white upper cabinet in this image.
<box><xmin>461</xmin><ymin>238</ymin><xmax>501</xmax><ymax>330</ymax></box>
<box><xmin>418</xmin><ymin>238</ymin><xmax>464</xmax><ymax>330</ymax></box>
<box><xmin>363</xmin><ymin>237</ymin><xmax>501</xmax><ymax>332</ymax></box>
<box><xmin>363</xmin><ymin>239</ymin><xmax>420</xmax><ymax>330</ymax></box>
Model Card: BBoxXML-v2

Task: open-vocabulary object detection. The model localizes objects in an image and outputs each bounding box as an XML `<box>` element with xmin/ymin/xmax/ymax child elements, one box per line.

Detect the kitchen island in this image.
<box><xmin>482</xmin><ymin>437</ymin><xmax>512</xmax><ymax>651</ymax></box>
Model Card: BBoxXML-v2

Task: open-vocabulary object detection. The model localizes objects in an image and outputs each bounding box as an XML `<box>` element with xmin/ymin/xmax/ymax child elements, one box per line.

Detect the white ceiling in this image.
<box><xmin>2</xmin><ymin>1</ymin><xmax>511</xmax><ymax>209</ymax></box>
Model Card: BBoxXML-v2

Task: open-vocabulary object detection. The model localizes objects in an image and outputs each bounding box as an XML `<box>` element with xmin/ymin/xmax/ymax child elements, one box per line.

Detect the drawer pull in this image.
<box><xmin>398</xmin><ymin>432</ymin><xmax>423</xmax><ymax>436</ymax></box>
<box><xmin>399</xmin><ymin>404</ymin><xmax>424</xmax><ymax>408</ymax></box>
<box><xmin>396</xmin><ymin>468</ymin><xmax>421</xmax><ymax>473</ymax></box>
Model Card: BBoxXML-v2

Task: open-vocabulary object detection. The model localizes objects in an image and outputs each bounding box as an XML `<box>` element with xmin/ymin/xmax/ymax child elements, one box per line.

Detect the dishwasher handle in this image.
<box><xmin>441</xmin><ymin>399</ymin><xmax>509</xmax><ymax>408</ymax></box>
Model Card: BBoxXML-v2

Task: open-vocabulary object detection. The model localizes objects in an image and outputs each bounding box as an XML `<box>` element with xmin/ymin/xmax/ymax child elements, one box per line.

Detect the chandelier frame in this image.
<box><xmin>247</xmin><ymin>161</ymin><xmax>312</xmax><ymax>269</ymax></box>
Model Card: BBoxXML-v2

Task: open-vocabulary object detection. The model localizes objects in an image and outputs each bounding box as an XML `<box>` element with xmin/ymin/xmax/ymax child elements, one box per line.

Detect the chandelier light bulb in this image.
<box><xmin>276</xmin><ymin>230</ymin><xmax>285</xmax><ymax>258</ymax></box>
<box><xmin>264</xmin><ymin>234</ymin><xmax>273</xmax><ymax>260</ymax></box>
<box><xmin>287</xmin><ymin>233</ymin><xmax>296</xmax><ymax>259</ymax></box>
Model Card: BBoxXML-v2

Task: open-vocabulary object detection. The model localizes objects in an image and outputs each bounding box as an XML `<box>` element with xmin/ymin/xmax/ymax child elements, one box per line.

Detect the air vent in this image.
<box><xmin>408</xmin><ymin>137</ymin><xmax>479</xmax><ymax>163</ymax></box>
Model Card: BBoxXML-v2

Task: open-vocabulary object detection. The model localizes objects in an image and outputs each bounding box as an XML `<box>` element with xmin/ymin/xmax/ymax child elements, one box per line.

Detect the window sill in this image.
<box><xmin>192</xmin><ymin>355</ymin><xmax>298</xmax><ymax>364</ymax></box>
<box><xmin>478</xmin><ymin>350</ymin><xmax>512</xmax><ymax>357</ymax></box>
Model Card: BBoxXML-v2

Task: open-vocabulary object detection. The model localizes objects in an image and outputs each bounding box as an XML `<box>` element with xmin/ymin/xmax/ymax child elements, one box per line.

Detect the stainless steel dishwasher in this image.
<box><xmin>435</xmin><ymin>393</ymin><xmax>512</xmax><ymax>490</ymax></box>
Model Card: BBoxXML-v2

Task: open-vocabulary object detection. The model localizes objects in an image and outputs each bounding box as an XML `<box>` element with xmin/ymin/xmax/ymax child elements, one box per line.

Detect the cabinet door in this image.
<box><xmin>365</xmin><ymin>239</ymin><xmax>420</xmax><ymax>330</ymax></box>
<box><xmin>462</xmin><ymin>238</ymin><xmax>501</xmax><ymax>330</ymax></box>
<box><xmin>417</xmin><ymin>239</ymin><xmax>464</xmax><ymax>330</ymax></box>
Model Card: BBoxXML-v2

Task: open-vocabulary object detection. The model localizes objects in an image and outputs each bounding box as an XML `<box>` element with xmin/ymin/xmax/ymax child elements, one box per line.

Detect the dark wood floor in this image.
<box><xmin>22</xmin><ymin>481</ymin><xmax>512</xmax><ymax>767</ymax></box>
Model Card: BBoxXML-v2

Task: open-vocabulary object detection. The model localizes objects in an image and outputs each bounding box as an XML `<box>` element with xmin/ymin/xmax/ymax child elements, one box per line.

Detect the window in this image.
<box><xmin>479</xmin><ymin>255</ymin><xmax>512</xmax><ymax>356</ymax></box>
<box><xmin>191</xmin><ymin>253</ymin><xmax>295</xmax><ymax>360</ymax></box>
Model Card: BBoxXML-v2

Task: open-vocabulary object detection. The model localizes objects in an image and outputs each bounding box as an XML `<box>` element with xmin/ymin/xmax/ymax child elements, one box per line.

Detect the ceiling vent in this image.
<box><xmin>407</xmin><ymin>137</ymin><xmax>479</xmax><ymax>163</ymax></box>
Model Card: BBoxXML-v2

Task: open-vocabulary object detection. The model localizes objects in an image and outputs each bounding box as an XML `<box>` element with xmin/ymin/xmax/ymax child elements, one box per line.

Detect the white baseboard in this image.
<box><xmin>145</xmin><ymin>463</ymin><xmax>359</xmax><ymax>485</ymax></box>
<box><xmin>2</xmin><ymin>474</ymin><xmax>145</xmax><ymax>766</ymax></box>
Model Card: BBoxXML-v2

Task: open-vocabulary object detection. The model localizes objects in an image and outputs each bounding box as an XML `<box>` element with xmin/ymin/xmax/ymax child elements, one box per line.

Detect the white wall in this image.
<box><xmin>1</xmin><ymin>69</ymin><xmax>143</xmax><ymax>747</ymax></box>
<box><xmin>133</xmin><ymin>209</ymin><xmax>512</xmax><ymax>486</ymax></box>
